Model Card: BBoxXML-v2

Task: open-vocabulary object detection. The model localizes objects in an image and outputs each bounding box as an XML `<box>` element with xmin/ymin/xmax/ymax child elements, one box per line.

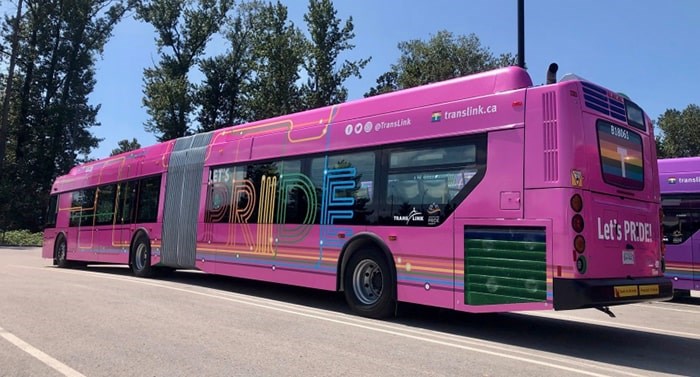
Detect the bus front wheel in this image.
<box><xmin>343</xmin><ymin>248</ymin><xmax>395</xmax><ymax>319</ymax></box>
<box><xmin>54</xmin><ymin>235</ymin><xmax>68</xmax><ymax>268</ymax></box>
<box><xmin>131</xmin><ymin>233</ymin><xmax>154</xmax><ymax>278</ymax></box>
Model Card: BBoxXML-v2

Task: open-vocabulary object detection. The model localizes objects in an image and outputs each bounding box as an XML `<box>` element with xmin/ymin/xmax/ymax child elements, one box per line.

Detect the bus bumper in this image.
<box><xmin>552</xmin><ymin>277</ymin><xmax>673</xmax><ymax>310</ymax></box>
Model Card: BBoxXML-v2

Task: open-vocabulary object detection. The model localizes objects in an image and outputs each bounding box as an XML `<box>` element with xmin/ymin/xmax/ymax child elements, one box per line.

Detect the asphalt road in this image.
<box><xmin>1</xmin><ymin>247</ymin><xmax>698</xmax><ymax>377</ymax></box>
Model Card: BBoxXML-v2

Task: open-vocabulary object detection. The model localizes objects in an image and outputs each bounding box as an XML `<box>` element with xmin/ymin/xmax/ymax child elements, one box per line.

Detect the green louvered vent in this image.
<box><xmin>465</xmin><ymin>226</ymin><xmax>546</xmax><ymax>305</ymax></box>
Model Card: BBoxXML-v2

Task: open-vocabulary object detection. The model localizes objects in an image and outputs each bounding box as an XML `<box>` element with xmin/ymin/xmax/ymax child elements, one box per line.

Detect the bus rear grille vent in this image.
<box><xmin>543</xmin><ymin>91</ymin><xmax>558</xmax><ymax>182</ymax></box>
<box><xmin>465</xmin><ymin>226</ymin><xmax>547</xmax><ymax>306</ymax></box>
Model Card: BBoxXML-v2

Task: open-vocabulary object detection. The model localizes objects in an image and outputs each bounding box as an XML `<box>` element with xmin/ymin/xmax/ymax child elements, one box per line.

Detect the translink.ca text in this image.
<box><xmin>444</xmin><ymin>105</ymin><xmax>497</xmax><ymax>120</ymax></box>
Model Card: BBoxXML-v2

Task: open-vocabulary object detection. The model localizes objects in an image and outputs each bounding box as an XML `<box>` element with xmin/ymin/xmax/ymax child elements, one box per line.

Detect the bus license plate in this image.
<box><xmin>639</xmin><ymin>285</ymin><xmax>659</xmax><ymax>295</ymax></box>
<box><xmin>622</xmin><ymin>250</ymin><xmax>635</xmax><ymax>264</ymax></box>
<box><xmin>614</xmin><ymin>285</ymin><xmax>638</xmax><ymax>297</ymax></box>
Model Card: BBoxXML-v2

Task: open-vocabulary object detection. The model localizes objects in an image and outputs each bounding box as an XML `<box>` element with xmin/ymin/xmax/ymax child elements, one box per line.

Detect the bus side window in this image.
<box><xmin>391</xmin><ymin>179</ymin><xmax>420</xmax><ymax>205</ymax></box>
<box><xmin>118</xmin><ymin>181</ymin><xmax>137</xmax><ymax>224</ymax></box>
<box><xmin>384</xmin><ymin>137</ymin><xmax>485</xmax><ymax>226</ymax></box>
<box><xmin>45</xmin><ymin>195</ymin><xmax>58</xmax><ymax>228</ymax></box>
<box><xmin>310</xmin><ymin>151</ymin><xmax>376</xmax><ymax>225</ymax></box>
<box><xmin>95</xmin><ymin>185</ymin><xmax>117</xmax><ymax>226</ymax></box>
<box><xmin>422</xmin><ymin>178</ymin><xmax>449</xmax><ymax>204</ymax></box>
<box><xmin>70</xmin><ymin>189</ymin><xmax>96</xmax><ymax>227</ymax></box>
<box><xmin>662</xmin><ymin>194</ymin><xmax>700</xmax><ymax>244</ymax></box>
<box><xmin>136</xmin><ymin>176</ymin><xmax>161</xmax><ymax>223</ymax></box>
<box><xmin>279</xmin><ymin>160</ymin><xmax>310</xmax><ymax>224</ymax></box>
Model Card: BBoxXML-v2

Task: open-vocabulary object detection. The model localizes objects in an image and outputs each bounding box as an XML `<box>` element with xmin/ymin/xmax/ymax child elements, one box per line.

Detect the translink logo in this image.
<box><xmin>431</xmin><ymin>112</ymin><xmax>442</xmax><ymax>122</ymax></box>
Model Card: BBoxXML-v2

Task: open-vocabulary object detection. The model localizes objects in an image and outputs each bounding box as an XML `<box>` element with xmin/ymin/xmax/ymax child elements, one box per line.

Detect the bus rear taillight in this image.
<box><xmin>574</xmin><ymin>235</ymin><xmax>585</xmax><ymax>253</ymax></box>
<box><xmin>571</xmin><ymin>214</ymin><xmax>584</xmax><ymax>233</ymax></box>
<box><xmin>570</xmin><ymin>194</ymin><xmax>583</xmax><ymax>212</ymax></box>
<box><xmin>571</xmin><ymin>193</ymin><xmax>586</xmax><ymax>274</ymax></box>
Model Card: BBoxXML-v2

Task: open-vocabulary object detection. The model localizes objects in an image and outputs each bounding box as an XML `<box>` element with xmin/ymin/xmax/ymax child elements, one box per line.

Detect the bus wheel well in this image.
<box><xmin>53</xmin><ymin>233</ymin><xmax>67</xmax><ymax>267</ymax></box>
<box><xmin>129</xmin><ymin>230</ymin><xmax>153</xmax><ymax>278</ymax></box>
<box><xmin>338</xmin><ymin>236</ymin><xmax>396</xmax><ymax>295</ymax></box>
<box><xmin>128</xmin><ymin>230</ymin><xmax>150</xmax><ymax>266</ymax></box>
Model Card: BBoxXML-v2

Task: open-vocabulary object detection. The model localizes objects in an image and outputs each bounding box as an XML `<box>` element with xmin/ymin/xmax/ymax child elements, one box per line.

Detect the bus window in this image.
<box><xmin>136</xmin><ymin>176</ymin><xmax>161</xmax><ymax>223</ymax></box>
<box><xmin>95</xmin><ymin>185</ymin><xmax>117</xmax><ymax>226</ymax></box>
<box><xmin>279</xmin><ymin>160</ymin><xmax>313</xmax><ymax>224</ymax></box>
<box><xmin>661</xmin><ymin>194</ymin><xmax>700</xmax><ymax>244</ymax></box>
<box><xmin>310</xmin><ymin>151</ymin><xmax>376</xmax><ymax>225</ymax></box>
<box><xmin>118</xmin><ymin>181</ymin><xmax>137</xmax><ymax>224</ymax></box>
<box><xmin>596</xmin><ymin>120</ymin><xmax>644</xmax><ymax>190</ymax></box>
<box><xmin>385</xmin><ymin>138</ymin><xmax>482</xmax><ymax>226</ymax></box>
<box><xmin>390</xmin><ymin>144</ymin><xmax>476</xmax><ymax>168</ymax></box>
<box><xmin>45</xmin><ymin>195</ymin><xmax>58</xmax><ymax>228</ymax></box>
<box><xmin>206</xmin><ymin>166</ymin><xmax>247</xmax><ymax>224</ymax></box>
<box><xmin>70</xmin><ymin>189</ymin><xmax>96</xmax><ymax>227</ymax></box>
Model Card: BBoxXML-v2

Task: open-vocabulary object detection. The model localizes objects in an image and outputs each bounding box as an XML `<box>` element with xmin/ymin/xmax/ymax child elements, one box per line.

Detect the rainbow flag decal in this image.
<box><xmin>431</xmin><ymin>111</ymin><xmax>442</xmax><ymax>122</ymax></box>
<box><xmin>597</xmin><ymin>122</ymin><xmax>644</xmax><ymax>189</ymax></box>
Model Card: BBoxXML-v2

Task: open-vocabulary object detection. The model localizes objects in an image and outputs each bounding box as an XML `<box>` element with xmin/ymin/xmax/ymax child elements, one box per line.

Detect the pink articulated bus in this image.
<box><xmin>43</xmin><ymin>65</ymin><xmax>672</xmax><ymax>318</ymax></box>
<box><xmin>659</xmin><ymin>157</ymin><xmax>700</xmax><ymax>296</ymax></box>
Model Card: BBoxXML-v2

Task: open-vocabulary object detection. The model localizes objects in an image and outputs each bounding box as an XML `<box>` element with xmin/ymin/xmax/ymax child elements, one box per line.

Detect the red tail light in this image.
<box><xmin>572</xmin><ymin>214</ymin><xmax>584</xmax><ymax>233</ymax></box>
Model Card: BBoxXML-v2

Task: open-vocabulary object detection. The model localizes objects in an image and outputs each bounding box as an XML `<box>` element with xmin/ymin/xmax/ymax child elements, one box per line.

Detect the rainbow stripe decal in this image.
<box><xmin>597</xmin><ymin>121</ymin><xmax>644</xmax><ymax>189</ymax></box>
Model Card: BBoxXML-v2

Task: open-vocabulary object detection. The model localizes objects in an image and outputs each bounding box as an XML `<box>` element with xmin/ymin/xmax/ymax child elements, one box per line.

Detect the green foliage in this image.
<box><xmin>194</xmin><ymin>0</ymin><xmax>370</xmax><ymax>130</ymax></box>
<box><xmin>111</xmin><ymin>138</ymin><xmax>141</xmax><ymax>156</ymax></box>
<box><xmin>0</xmin><ymin>229</ymin><xmax>43</xmax><ymax>246</ymax></box>
<box><xmin>301</xmin><ymin>0</ymin><xmax>369</xmax><ymax>109</ymax></box>
<box><xmin>365</xmin><ymin>31</ymin><xmax>516</xmax><ymax>96</ymax></box>
<box><xmin>136</xmin><ymin>0</ymin><xmax>234</xmax><ymax>141</ymax></box>
<box><xmin>142</xmin><ymin>65</ymin><xmax>193</xmax><ymax>140</ymax></box>
<box><xmin>655</xmin><ymin>104</ymin><xmax>700</xmax><ymax>158</ymax></box>
<box><xmin>195</xmin><ymin>7</ymin><xmax>254</xmax><ymax>132</ymax></box>
<box><xmin>0</xmin><ymin>0</ymin><xmax>129</xmax><ymax>232</ymax></box>
<box><xmin>245</xmin><ymin>1</ymin><xmax>306</xmax><ymax>121</ymax></box>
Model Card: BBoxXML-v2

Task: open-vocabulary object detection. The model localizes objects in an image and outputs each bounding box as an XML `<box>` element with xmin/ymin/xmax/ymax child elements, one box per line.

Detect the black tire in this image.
<box><xmin>131</xmin><ymin>233</ymin><xmax>154</xmax><ymax>278</ymax></box>
<box><xmin>54</xmin><ymin>235</ymin><xmax>69</xmax><ymax>268</ymax></box>
<box><xmin>343</xmin><ymin>248</ymin><xmax>395</xmax><ymax>319</ymax></box>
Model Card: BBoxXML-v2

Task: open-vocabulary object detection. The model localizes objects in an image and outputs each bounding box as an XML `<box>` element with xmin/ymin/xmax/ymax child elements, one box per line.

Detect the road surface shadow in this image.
<box><xmin>83</xmin><ymin>265</ymin><xmax>699</xmax><ymax>376</ymax></box>
<box><xmin>669</xmin><ymin>295</ymin><xmax>700</xmax><ymax>306</ymax></box>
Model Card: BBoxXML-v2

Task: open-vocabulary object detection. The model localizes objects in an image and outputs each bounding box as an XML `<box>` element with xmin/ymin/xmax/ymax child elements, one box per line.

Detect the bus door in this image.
<box><xmin>42</xmin><ymin>194</ymin><xmax>60</xmax><ymax>259</ymax></box>
<box><xmin>115</xmin><ymin>180</ymin><xmax>138</xmax><ymax>255</ymax></box>
<box><xmin>72</xmin><ymin>189</ymin><xmax>96</xmax><ymax>256</ymax></box>
<box><xmin>89</xmin><ymin>184</ymin><xmax>119</xmax><ymax>261</ymax></box>
<box><xmin>661</xmin><ymin>195</ymin><xmax>700</xmax><ymax>290</ymax></box>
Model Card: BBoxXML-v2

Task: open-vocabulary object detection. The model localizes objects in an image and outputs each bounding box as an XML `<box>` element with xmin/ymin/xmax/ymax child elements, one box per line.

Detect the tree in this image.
<box><xmin>0</xmin><ymin>0</ymin><xmax>129</xmax><ymax>231</ymax></box>
<box><xmin>301</xmin><ymin>0</ymin><xmax>369</xmax><ymax>109</ymax></box>
<box><xmin>111</xmin><ymin>138</ymin><xmax>141</xmax><ymax>156</ymax></box>
<box><xmin>0</xmin><ymin>0</ymin><xmax>24</xmax><ymax>173</ymax></box>
<box><xmin>195</xmin><ymin>7</ymin><xmax>254</xmax><ymax>132</ymax></box>
<box><xmin>364</xmin><ymin>71</ymin><xmax>398</xmax><ymax>98</ymax></box>
<box><xmin>136</xmin><ymin>0</ymin><xmax>233</xmax><ymax>141</ymax></box>
<box><xmin>655</xmin><ymin>104</ymin><xmax>700</xmax><ymax>158</ymax></box>
<box><xmin>365</xmin><ymin>31</ymin><xmax>516</xmax><ymax>96</ymax></box>
<box><xmin>245</xmin><ymin>1</ymin><xmax>306</xmax><ymax>121</ymax></box>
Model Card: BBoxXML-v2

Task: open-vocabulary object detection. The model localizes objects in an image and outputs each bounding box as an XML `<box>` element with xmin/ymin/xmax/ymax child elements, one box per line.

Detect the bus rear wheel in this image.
<box><xmin>131</xmin><ymin>233</ymin><xmax>154</xmax><ymax>278</ymax></box>
<box><xmin>343</xmin><ymin>248</ymin><xmax>395</xmax><ymax>319</ymax></box>
<box><xmin>54</xmin><ymin>236</ymin><xmax>68</xmax><ymax>268</ymax></box>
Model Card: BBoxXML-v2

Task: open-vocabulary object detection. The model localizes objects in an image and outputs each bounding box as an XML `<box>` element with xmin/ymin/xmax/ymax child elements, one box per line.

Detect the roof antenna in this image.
<box><xmin>546</xmin><ymin>63</ymin><xmax>558</xmax><ymax>84</ymax></box>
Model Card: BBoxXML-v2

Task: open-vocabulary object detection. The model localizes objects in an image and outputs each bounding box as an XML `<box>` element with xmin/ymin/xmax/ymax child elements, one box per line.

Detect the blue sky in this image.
<box><xmin>89</xmin><ymin>0</ymin><xmax>700</xmax><ymax>158</ymax></box>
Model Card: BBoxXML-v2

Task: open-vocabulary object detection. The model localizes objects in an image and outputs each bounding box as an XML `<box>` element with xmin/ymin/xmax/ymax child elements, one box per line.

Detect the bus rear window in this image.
<box><xmin>596</xmin><ymin>120</ymin><xmax>644</xmax><ymax>190</ymax></box>
<box><xmin>625</xmin><ymin>99</ymin><xmax>645</xmax><ymax>131</ymax></box>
